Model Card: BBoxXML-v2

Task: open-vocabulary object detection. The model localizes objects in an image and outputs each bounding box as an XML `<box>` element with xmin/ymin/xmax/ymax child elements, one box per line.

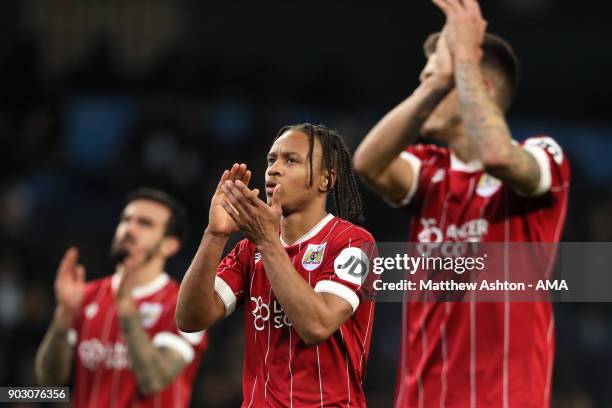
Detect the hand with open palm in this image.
<box><xmin>207</xmin><ymin>163</ymin><xmax>259</xmax><ymax>238</ymax></box>
<box><xmin>53</xmin><ymin>247</ymin><xmax>86</xmax><ymax>329</ymax></box>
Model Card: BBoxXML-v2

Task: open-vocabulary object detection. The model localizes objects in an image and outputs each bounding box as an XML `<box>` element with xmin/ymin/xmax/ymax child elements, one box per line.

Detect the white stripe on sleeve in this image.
<box><xmin>179</xmin><ymin>329</ymin><xmax>205</xmax><ymax>345</ymax></box>
<box><xmin>67</xmin><ymin>329</ymin><xmax>77</xmax><ymax>346</ymax></box>
<box><xmin>314</xmin><ymin>280</ymin><xmax>360</xmax><ymax>313</ymax></box>
<box><xmin>152</xmin><ymin>332</ymin><xmax>195</xmax><ymax>364</ymax></box>
<box><xmin>215</xmin><ymin>276</ymin><xmax>237</xmax><ymax>316</ymax></box>
<box><xmin>386</xmin><ymin>151</ymin><xmax>422</xmax><ymax>207</ymax></box>
<box><xmin>522</xmin><ymin>145</ymin><xmax>552</xmax><ymax>196</ymax></box>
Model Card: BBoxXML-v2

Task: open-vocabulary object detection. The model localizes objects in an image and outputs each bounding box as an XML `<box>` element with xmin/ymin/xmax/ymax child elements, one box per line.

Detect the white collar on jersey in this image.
<box><xmin>450</xmin><ymin>153</ymin><xmax>483</xmax><ymax>173</ymax></box>
<box><xmin>111</xmin><ymin>272</ymin><xmax>170</xmax><ymax>299</ymax></box>
<box><xmin>279</xmin><ymin>213</ymin><xmax>335</xmax><ymax>247</ymax></box>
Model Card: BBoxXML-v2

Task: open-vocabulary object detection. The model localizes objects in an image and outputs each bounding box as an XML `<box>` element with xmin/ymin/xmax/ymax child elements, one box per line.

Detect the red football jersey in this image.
<box><xmin>393</xmin><ymin>137</ymin><xmax>570</xmax><ymax>408</ymax></box>
<box><xmin>69</xmin><ymin>273</ymin><xmax>208</xmax><ymax>408</ymax></box>
<box><xmin>214</xmin><ymin>214</ymin><xmax>377</xmax><ymax>407</ymax></box>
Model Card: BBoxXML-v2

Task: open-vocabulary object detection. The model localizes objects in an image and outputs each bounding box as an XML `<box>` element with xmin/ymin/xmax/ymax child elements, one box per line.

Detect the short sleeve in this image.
<box><xmin>151</xmin><ymin>290</ymin><xmax>208</xmax><ymax>364</ymax></box>
<box><xmin>214</xmin><ymin>239</ymin><xmax>252</xmax><ymax>317</ymax></box>
<box><xmin>390</xmin><ymin>144</ymin><xmax>447</xmax><ymax>209</ymax></box>
<box><xmin>312</xmin><ymin>227</ymin><xmax>377</xmax><ymax>314</ymax></box>
<box><xmin>522</xmin><ymin>136</ymin><xmax>570</xmax><ymax>196</ymax></box>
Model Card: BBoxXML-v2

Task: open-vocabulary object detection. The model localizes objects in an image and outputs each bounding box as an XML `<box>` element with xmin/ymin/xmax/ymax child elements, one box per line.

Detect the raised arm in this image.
<box><xmin>115</xmin><ymin>284</ymin><xmax>189</xmax><ymax>396</ymax></box>
<box><xmin>353</xmin><ymin>35</ymin><xmax>453</xmax><ymax>203</ymax></box>
<box><xmin>35</xmin><ymin>248</ymin><xmax>85</xmax><ymax>385</ymax></box>
<box><xmin>176</xmin><ymin>164</ymin><xmax>252</xmax><ymax>332</ymax></box>
<box><xmin>35</xmin><ymin>309</ymin><xmax>76</xmax><ymax>386</ymax></box>
<box><xmin>175</xmin><ymin>230</ymin><xmax>228</xmax><ymax>331</ymax></box>
<box><xmin>433</xmin><ymin>0</ymin><xmax>542</xmax><ymax>194</ymax></box>
<box><xmin>219</xmin><ymin>181</ymin><xmax>354</xmax><ymax>346</ymax></box>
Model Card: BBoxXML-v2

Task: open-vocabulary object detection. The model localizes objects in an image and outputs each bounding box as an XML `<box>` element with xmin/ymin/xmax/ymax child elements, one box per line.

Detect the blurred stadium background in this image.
<box><xmin>1</xmin><ymin>1</ymin><xmax>611</xmax><ymax>407</ymax></box>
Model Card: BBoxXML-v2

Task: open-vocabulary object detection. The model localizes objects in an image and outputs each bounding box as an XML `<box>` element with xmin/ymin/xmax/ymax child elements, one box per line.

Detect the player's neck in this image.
<box><xmin>280</xmin><ymin>206</ymin><xmax>328</xmax><ymax>246</ymax></box>
<box><xmin>448</xmin><ymin>131</ymin><xmax>480</xmax><ymax>164</ymax></box>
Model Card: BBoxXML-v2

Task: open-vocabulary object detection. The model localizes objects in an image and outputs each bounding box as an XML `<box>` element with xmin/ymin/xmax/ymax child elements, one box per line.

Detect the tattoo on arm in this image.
<box><xmin>119</xmin><ymin>312</ymin><xmax>188</xmax><ymax>395</ymax></box>
<box><xmin>35</xmin><ymin>325</ymin><xmax>74</xmax><ymax>385</ymax></box>
<box><xmin>455</xmin><ymin>60</ymin><xmax>540</xmax><ymax>192</ymax></box>
<box><xmin>455</xmin><ymin>60</ymin><xmax>512</xmax><ymax>153</ymax></box>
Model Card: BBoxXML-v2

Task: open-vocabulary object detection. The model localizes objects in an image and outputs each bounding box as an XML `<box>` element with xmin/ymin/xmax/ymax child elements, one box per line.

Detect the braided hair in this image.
<box><xmin>274</xmin><ymin>123</ymin><xmax>364</xmax><ymax>222</ymax></box>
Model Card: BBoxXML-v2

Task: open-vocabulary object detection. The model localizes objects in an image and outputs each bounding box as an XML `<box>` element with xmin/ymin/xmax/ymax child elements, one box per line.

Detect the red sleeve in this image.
<box><xmin>393</xmin><ymin>144</ymin><xmax>448</xmax><ymax>210</ymax></box>
<box><xmin>312</xmin><ymin>225</ymin><xmax>377</xmax><ymax>314</ymax></box>
<box><xmin>521</xmin><ymin>136</ymin><xmax>570</xmax><ymax>195</ymax></box>
<box><xmin>214</xmin><ymin>239</ymin><xmax>253</xmax><ymax>316</ymax></box>
<box><xmin>151</xmin><ymin>284</ymin><xmax>208</xmax><ymax>364</ymax></box>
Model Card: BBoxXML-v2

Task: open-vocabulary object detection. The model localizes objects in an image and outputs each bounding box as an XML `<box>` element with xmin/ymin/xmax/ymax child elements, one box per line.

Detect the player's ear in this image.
<box><xmin>160</xmin><ymin>236</ymin><xmax>180</xmax><ymax>258</ymax></box>
<box><xmin>483</xmin><ymin>77</ymin><xmax>496</xmax><ymax>100</ymax></box>
<box><xmin>318</xmin><ymin>169</ymin><xmax>336</xmax><ymax>193</ymax></box>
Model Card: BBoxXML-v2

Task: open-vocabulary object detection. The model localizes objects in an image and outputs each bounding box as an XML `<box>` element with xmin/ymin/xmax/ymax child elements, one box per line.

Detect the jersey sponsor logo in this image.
<box><xmin>476</xmin><ymin>174</ymin><xmax>502</xmax><ymax>197</ymax></box>
<box><xmin>334</xmin><ymin>247</ymin><xmax>370</xmax><ymax>285</ymax></box>
<box><xmin>417</xmin><ymin>218</ymin><xmax>488</xmax><ymax>256</ymax></box>
<box><xmin>139</xmin><ymin>302</ymin><xmax>163</xmax><ymax>328</ymax></box>
<box><xmin>250</xmin><ymin>296</ymin><xmax>291</xmax><ymax>331</ymax></box>
<box><xmin>78</xmin><ymin>339</ymin><xmax>129</xmax><ymax>370</ymax></box>
<box><xmin>525</xmin><ymin>136</ymin><xmax>564</xmax><ymax>165</ymax></box>
<box><xmin>302</xmin><ymin>243</ymin><xmax>327</xmax><ymax>271</ymax></box>
<box><xmin>417</xmin><ymin>218</ymin><xmax>444</xmax><ymax>243</ymax></box>
<box><xmin>417</xmin><ymin>218</ymin><xmax>488</xmax><ymax>243</ymax></box>
<box><xmin>84</xmin><ymin>303</ymin><xmax>99</xmax><ymax>319</ymax></box>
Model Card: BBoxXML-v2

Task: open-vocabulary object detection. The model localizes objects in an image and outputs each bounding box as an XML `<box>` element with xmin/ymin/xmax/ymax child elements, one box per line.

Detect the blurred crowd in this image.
<box><xmin>2</xmin><ymin>1</ymin><xmax>612</xmax><ymax>407</ymax></box>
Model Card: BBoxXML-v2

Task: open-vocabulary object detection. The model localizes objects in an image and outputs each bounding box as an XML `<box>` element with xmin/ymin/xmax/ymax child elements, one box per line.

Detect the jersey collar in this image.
<box><xmin>280</xmin><ymin>213</ymin><xmax>335</xmax><ymax>247</ymax></box>
<box><xmin>111</xmin><ymin>272</ymin><xmax>170</xmax><ymax>299</ymax></box>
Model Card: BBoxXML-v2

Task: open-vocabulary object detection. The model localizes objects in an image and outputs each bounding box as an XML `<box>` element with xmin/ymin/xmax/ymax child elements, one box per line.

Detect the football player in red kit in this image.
<box><xmin>353</xmin><ymin>1</ymin><xmax>569</xmax><ymax>407</ymax></box>
<box><xmin>35</xmin><ymin>188</ymin><xmax>207</xmax><ymax>407</ymax></box>
<box><xmin>177</xmin><ymin>123</ymin><xmax>377</xmax><ymax>407</ymax></box>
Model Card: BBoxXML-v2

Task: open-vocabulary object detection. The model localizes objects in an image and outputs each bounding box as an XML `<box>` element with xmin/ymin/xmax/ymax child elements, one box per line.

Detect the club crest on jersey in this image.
<box><xmin>302</xmin><ymin>243</ymin><xmax>327</xmax><ymax>271</ymax></box>
<box><xmin>139</xmin><ymin>302</ymin><xmax>163</xmax><ymax>328</ymax></box>
<box><xmin>254</xmin><ymin>252</ymin><xmax>261</xmax><ymax>264</ymax></box>
<box><xmin>476</xmin><ymin>174</ymin><xmax>502</xmax><ymax>197</ymax></box>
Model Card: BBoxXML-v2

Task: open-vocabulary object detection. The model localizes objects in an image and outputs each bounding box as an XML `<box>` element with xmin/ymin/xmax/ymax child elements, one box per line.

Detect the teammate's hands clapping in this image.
<box><xmin>421</xmin><ymin>28</ymin><xmax>454</xmax><ymax>91</ymax></box>
<box><xmin>53</xmin><ymin>247</ymin><xmax>86</xmax><ymax>328</ymax></box>
<box><xmin>113</xmin><ymin>248</ymin><xmax>147</xmax><ymax>313</ymax></box>
<box><xmin>432</xmin><ymin>0</ymin><xmax>487</xmax><ymax>62</ymax></box>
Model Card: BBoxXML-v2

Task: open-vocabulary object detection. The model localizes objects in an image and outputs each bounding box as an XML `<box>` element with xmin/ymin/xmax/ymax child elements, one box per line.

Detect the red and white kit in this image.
<box><xmin>394</xmin><ymin>136</ymin><xmax>570</xmax><ymax>408</ymax></box>
<box><xmin>70</xmin><ymin>273</ymin><xmax>208</xmax><ymax>408</ymax></box>
<box><xmin>215</xmin><ymin>214</ymin><xmax>377</xmax><ymax>407</ymax></box>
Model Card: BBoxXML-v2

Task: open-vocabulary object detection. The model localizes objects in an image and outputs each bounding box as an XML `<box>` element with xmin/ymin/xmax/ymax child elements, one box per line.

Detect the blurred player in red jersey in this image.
<box><xmin>177</xmin><ymin>123</ymin><xmax>377</xmax><ymax>407</ymax></box>
<box><xmin>354</xmin><ymin>1</ymin><xmax>569</xmax><ymax>407</ymax></box>
<box><xmin>35</xmin><ymin>188</ymin><xmax>207</xmax><ymax>407</ymax></box>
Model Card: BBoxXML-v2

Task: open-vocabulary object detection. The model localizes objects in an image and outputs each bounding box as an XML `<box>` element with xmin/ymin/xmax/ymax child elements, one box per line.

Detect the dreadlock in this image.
<box><xmin>274</xmin><ymin>123</ymin><xmax>364</xmax><ymax>222</ymax></box>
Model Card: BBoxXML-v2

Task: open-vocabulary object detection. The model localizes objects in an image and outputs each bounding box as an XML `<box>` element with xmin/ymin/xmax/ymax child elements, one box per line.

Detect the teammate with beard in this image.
<box><xmin>35</xmin><ymin>188</ymin><xmax>207</xmax><ymax>408</ymax></box>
